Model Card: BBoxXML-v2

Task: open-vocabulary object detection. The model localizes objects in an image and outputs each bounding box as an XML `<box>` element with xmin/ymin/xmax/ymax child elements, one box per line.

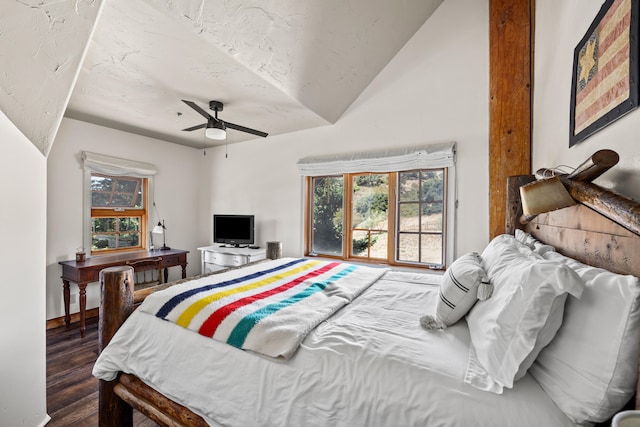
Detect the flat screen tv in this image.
<box><xmin>213</xmin><ymin>214</ymin><xmax>255</xmax><ymax>247</ymax></box>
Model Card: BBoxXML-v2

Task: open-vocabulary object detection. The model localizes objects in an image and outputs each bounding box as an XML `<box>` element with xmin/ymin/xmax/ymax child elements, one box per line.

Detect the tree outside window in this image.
<box><xmin>90</xmin><ymin>173</ymin><xmax>148</xmax><ymax>254</ymax></box>
<box><xmin>310</xmin><ymin>176</ymin><xmax>344</xmax><ymax>256</ymax></box>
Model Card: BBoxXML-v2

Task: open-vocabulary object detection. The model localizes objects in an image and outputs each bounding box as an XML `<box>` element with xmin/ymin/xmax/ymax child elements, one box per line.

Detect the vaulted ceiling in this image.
<box><xmin>2</xmin><ymin>0</ymin><xmax>443</xmax><ymax>153</ymax></box>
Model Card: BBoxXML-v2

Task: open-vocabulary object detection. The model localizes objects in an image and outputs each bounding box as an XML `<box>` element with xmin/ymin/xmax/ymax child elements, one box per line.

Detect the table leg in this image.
<box><xmin>62</xmin><ymin>279</ymin><xmax>71</xmax><ymax>329</ymax></box>
<box><xmin>79</xmin><ymin>282</ymin><xmax>87</xmax><ymax>338</ymax></box>
<box><xmin>181</xmin><ymin>263</ymin><xmax>187</xmax><ymax>279</ymax></box>
<box><xmin>163</xmin><ymin>267</ymin><xmax>169</xmax><ymax>284</ymax></box>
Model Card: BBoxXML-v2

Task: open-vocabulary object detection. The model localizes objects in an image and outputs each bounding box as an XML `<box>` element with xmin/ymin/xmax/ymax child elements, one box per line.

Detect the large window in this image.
<box><xmin>308</xmin><ymin>169</ymin><xmax>446</xmax><ymax>268</ymax></box>
<box><xmin>82</xmin><ymin>151</ymin><xmax>157</xmax><ymax>255</ymax></box>
<box><xmin>299</xmin><ymin>143</ymin><xmax>455</xmax><ymax>269</ymax></box>
<box><xmin>90</xmin><ymin>173</ymin><xmax>147</xmax><ymax>253</ymax></box>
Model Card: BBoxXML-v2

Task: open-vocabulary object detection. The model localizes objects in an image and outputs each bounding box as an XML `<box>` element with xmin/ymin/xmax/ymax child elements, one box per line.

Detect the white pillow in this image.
<box><xmin>514</xmin><ymin>229</ymin><xmax>556</xmax><ymax>255</ymax></box>
<box><xmin>464</xmin><ymin>235</ymin><xmax>584</xmax><ymax>394</ymax></box>
<box><xmin>530</xmin><ymin>251</ymin><xmax>640</xmax><ymax>424</ymax></box>
<box><xmin>514</xmin><ymin>228</ymin><xmax>536</xmax><ymax>248</ymax></box>
<box><xmin>435</xmin><ymin>252</ymin><xmax>488</xmax><ymax>326</ymax></box>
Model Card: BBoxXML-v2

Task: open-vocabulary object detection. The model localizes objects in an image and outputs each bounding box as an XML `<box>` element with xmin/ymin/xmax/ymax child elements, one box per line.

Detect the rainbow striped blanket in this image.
<box><xmin>139</xmin><ymin>258</ymin><xmax>389</xmax><ymax>359</ymax></box>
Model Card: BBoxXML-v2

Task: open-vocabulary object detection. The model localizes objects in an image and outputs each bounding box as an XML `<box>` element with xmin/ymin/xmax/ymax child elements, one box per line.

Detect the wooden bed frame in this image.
<box><xmin>97</xmin><ymin>169</ymin><xmax>640</xmax><ymax>427</ymax></box>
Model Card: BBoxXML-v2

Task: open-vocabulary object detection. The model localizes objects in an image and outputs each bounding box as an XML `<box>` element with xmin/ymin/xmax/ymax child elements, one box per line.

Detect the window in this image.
<box><xmin>299</xmin><ymin>143</ymin><xmax>455</xmax><ymax>269</ymax></box>
<box><xmin>309</xmin><ymin>176</ymin><xmax>344</xmax><ymax>256</ymax></box>
<box><xmin>307</xmin><ymin>169</ymin><xmax>446</xmax><ymax>268</ymax></box>
<box><xmin>396</xmin><ymin>170</ymin><xmax>445</xmax><ymax>265</ymax></box>
<box><xmin>350</xmin><ymin>173</ymin><xmax>390</xmax><ymax>261</ymax></box>
<box><xmin>82</xmin><ymin>151</ymin><xmax>158</xmax><ymax>255</ymax></box>
<box><xmin>90</xmin><ymin>173</ymin><xmax>147</xmax><ymax>253</ymax></box>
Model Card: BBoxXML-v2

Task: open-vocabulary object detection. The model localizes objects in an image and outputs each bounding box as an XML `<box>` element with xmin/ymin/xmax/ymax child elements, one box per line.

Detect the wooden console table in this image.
<box><xmin>59</xmin><ymin>249</ymin><xmax>188</xmax><ymax>337</ymax></box>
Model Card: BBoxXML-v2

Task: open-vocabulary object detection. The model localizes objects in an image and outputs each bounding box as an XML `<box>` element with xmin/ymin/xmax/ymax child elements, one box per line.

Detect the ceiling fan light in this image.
<box><xmin>205</xmin><ymin>120</ymin><xmax>226</xmax><ymax>140</ymax></box>
<box><xmin>206</xmin><ymin>127</ymin><xmax>226</xmax><ymax>140</ymax></box>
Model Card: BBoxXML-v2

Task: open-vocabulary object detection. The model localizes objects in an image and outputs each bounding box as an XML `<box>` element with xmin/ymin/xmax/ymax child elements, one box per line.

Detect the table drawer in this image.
<box><xmin>204</xmin><ymin>251</ymin><xmax>248</xmax><ymax>267</ymax></box>
<box><xmin>161</xmin><ymin>254</ymin><xmax>184</xmax><ymax>267</ymax></box>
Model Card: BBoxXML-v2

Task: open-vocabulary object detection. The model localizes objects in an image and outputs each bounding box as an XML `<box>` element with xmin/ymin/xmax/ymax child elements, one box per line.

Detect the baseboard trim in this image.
<box><xmin>39</xmin><ymin>414</ymin><xmax>51</xmax><ymax>427</ymax></box>
<box><xmin>46</xmin><ymin>308</ymin><xmax>99</xmax><ymax>330</ymax></box>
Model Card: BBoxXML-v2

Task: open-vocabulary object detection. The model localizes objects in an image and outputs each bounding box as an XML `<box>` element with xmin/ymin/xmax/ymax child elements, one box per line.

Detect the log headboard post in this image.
<box><xmin>505</xmin><ymin>174</ymin><xmax>536</xmax><ymax>235</ymax></box>
<box><xmin>98</xmin><ymin>266</ymin><xmax>135</xmax><ymax>427</ymax></box>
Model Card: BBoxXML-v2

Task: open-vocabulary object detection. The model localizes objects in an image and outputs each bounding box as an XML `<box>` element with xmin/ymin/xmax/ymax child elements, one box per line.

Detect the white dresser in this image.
<box><xmin>197</xmin><ymin>245</ymin><xmax>267</xmax><ymax>274</ymax></box>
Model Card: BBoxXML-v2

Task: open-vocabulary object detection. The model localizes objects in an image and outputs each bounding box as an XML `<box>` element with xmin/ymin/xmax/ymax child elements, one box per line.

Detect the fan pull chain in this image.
<box><xmin>203</xmin><ymin>130</ymin><xmax>206</xmax><ymax>156</ymax></box>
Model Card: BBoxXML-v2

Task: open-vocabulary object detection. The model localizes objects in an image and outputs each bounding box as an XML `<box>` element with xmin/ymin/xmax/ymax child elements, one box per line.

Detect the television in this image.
<box><xmin>213</xmin><ymin>214</ymin><xmax>255</xmax><ymax>247</ymax></box>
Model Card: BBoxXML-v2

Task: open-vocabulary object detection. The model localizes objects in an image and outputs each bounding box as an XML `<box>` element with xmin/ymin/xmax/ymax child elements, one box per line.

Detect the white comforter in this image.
<box><xmin>93</xmin><ymin>261</ymin><xmax>575</xmax><ymax>427</ymax></box>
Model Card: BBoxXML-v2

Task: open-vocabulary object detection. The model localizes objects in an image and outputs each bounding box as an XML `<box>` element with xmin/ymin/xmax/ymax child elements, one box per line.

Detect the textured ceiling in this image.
<box><xmin>64</xmin><ymin>0</ymin><xmax>443</xmax><ymax>148</ymax></box>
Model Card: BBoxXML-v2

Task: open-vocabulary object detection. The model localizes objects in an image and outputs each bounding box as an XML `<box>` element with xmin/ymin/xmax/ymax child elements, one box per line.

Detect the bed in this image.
<box><xmin>93</xmin><ymin>171</ymin><xmax>640</xmax><ymax>427</ymax></box>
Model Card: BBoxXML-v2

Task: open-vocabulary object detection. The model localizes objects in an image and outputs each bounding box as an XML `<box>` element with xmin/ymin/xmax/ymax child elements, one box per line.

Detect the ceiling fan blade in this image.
<box><xmin>182</xmin><ymin>100</ymin><xmax>213</xmax><ymax>120</ymax></box>
<box><xmin>224</xmin><ymin>121</ymin><xmax>269</xmax><ymax>138</ymax></box>
<box><xmin>182</xmin><ymin>123</ymin><xmax>206</xmax><ymax>132</ymax></box>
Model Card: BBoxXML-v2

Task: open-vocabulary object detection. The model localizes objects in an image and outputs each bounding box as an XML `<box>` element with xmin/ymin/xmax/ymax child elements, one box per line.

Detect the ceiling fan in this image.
<box><xmin>181</xmin><ymin>100</ymin><xmax>268</xmax><ymax>140</ymax></box>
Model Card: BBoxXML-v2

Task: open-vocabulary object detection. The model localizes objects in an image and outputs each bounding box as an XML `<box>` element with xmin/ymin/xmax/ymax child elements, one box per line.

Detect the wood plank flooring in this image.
<box><xmin>46</xmin><ymin>317</ymin><xmax>156</xmax><ymax>426</ymax></box>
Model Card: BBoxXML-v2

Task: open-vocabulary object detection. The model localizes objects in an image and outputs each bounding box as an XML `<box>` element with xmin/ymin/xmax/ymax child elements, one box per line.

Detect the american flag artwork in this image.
<box><xmin>570</xmin><ymin>0</ymin><xmax>639</xmax><ymax>146</ymax></box>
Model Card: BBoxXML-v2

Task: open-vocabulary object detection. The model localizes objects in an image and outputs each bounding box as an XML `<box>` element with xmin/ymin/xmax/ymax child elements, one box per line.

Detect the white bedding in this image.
<box><xmin>93</xmin><ymin>260</ymin><xmax>576</xmax><ymax>427</ymax></box>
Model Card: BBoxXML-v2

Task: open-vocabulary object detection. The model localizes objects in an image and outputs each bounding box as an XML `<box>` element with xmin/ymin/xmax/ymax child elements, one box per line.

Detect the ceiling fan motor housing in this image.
<box><xmin>209</xmin><ymin>100</ymin><xmax>223</xmax><ymax>112</ymax></box>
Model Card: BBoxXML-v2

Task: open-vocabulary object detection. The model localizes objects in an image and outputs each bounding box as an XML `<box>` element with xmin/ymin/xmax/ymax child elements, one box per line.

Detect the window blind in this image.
<box><xmin>82</xmin><ymin>151</ymin><xmax>157</xmax><ymax>177</ymax></box>
<box><xmin>296</xmin><ymin>142</ymin><xmax>456</xmax><ymax>176</ymax></box>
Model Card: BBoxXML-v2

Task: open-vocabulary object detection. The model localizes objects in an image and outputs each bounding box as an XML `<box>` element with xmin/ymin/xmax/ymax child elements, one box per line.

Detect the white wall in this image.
<box><xmin>46</xmin><ymin>118</ymin><xmax>206</xmax><ymax>320</ymax></box>
<box><xmin>201</xmin><ymin>0</ymin><xmax>490</xmax><ymax>262</ymax></box>
<box><xmin>0</xmin><ymin>112</ymin><xmax>48</xmax><ymax>425</ymax></box>
<box><xmin>534</xmin><ymin>1</ymin><xmax>640</xmax><ymax>199</ymax></box>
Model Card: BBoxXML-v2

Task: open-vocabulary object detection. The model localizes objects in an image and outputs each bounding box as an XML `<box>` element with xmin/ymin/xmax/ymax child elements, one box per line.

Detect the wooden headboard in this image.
<box><xmin>505</xmin><ymin>171</ymin><xmax>640</xmax><ymax>413</ymax></box>
<box><xmin>506</xmin><ymin>170</ymin><xmax>640</xmax><ymax>278</ymax></box>
<box><xmin>525</xmin><ymin>203</ymin><xmax>640</xmax><ymax>277</ymax></box>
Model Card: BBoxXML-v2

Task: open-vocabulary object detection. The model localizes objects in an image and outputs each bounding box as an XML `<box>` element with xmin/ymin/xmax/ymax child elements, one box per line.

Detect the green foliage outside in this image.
<box><xmin>91</xmin><ymin>174</ymin><xmax>143</xmax><ymax>208</ymax></box>
<box><xmin>312</xmin><ymin>177</ymin><xmax>344</xmax><ymax>255</ymax></box>
<box><xmin>91</xmin><ymin>217</ymin><xmax>140</xmax><ymax>251</ymax></box>
<box><xmin>351</xmin><ymin>175</ymin><xmax>388</xmax><ymax>255</ymax></box>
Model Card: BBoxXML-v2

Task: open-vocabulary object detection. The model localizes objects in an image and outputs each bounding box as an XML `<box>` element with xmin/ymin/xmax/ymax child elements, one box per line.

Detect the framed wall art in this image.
<box><xmin>569</xmin><ymin>0</ymin><xmax>639</xmax><ymax>147</ymax></box>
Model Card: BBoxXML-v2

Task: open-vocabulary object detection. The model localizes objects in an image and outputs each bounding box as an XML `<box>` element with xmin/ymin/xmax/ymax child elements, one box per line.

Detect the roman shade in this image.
<box><xmin>296</xmin><ymin>142</ymin><xmax>456</xmax><ymax>176</ymax></box>
<box><xmin>82</xmin><ymin>151</ymin><xmax>158</xmax><ymax>177</ymax></box>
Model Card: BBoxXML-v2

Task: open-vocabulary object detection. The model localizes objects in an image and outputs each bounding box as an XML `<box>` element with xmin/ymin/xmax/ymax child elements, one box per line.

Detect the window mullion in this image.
<box><xmin>344</xmin><ymin>174</ymin><xmax>353</xmax><ymax>259</ymax></box>
<box><xmin>388</xmin><ymin>172</ymin><xmax>397</xmax><ymax>264</ymax></box>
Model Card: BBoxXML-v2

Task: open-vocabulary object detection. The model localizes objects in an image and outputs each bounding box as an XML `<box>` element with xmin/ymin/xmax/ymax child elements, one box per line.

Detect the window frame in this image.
<box><xmin>307</xmin><ymin>174</ymin><xmax>346</xmax><ymax>258</ymax></box>
<box><xmin>346</xmin><ymin>172</ymin><xmax>396</xmax><ymax>263</ymax></box>
<box><xmin>304</xmin><ymin>167</ymin><xmax>450</xmax><ymax>270</ymax></box>
<box><xmin>82</xmin><ymin>152</ymin><xmax>157</xmax><ymax>256</ymax></box>
<box><xmin>394</xmin><ymin>168</ymin><xmax>448</xmax><ymax>268</ymax></box>
<box><xmin>89</xmin><ymin>174</ymin><xmax>149</xmax><ymax>255</ymax></box>
<box><xmin>298</xmin><ymin>143</ymin><xmax>457</xmax><ymax>268</ymax></box>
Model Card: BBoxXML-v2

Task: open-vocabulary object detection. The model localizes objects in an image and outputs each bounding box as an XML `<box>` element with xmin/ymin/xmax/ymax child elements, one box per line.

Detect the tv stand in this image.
<box><xmin>198</xmin><ymin>245</ymin><xmax>266</xmax><ymax>274</ymax></box>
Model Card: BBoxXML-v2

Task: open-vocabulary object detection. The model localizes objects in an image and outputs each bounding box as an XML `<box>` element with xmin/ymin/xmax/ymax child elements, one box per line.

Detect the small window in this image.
<box><xmin>90</xmin><ymin>173</ymin><xmax>148</xmax><ymax>254</ymax></box>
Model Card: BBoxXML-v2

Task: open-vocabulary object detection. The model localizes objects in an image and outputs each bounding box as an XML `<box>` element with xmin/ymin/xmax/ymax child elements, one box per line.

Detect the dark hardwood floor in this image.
<box><xmin>46</xmin><ymin>317</ymin><xmax>157</xmax><ymax>426</ymax></box>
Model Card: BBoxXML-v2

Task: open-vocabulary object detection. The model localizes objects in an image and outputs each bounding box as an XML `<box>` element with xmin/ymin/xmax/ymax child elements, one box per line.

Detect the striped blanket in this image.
<box><xmin>139</xmin><ymin>258</ymin><xmax>389</xmax><ymax>359</ymax></box>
